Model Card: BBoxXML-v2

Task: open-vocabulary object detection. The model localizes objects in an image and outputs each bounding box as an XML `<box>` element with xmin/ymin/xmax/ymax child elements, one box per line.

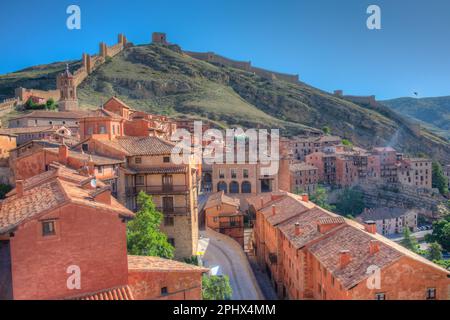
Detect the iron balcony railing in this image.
<box><xmin>126</xmin><ymin>185</ymin><xmax>190</xmax><ymax>195</ymax></box>
<box><xmin>156</xmin><ymin>207</ymin><xmax>190</xmax><ymax>215</ymax></box>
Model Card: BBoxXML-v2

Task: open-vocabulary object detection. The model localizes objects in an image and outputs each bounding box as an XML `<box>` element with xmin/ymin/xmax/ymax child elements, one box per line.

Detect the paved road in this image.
<box><xmin>387</xmin><ymin>230</ymin><xmax>432</xmax><ymax>242</ymax></box>
<box><xmin>198</xmin><ymin>229</ymin><xmax>264</xmax><ymax>300</ymax></box>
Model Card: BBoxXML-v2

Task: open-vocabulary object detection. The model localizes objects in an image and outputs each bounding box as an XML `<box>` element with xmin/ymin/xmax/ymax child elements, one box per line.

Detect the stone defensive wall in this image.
<box><xmin>333</xmin><ymin>90</ymin><xmax>377</xmax><ymax>107</ymax></box>
<box><xmin>0</xmin><ymin>97</ymin><xmax>19</xmax><ymax>116</ymax></box>
<box><xmin>71</xmin><ymin>33</ymin><xmax>128</xmax><ymax>87</ymax></box>
<box><xmin>14</xmin><ymin>87</ymin><xmax>60</xmax><ymax>103</ymax></box>
<box><xmin>333</xmin><ymin>90</ymin><xmax>423</xmax><ymax>137</ymax></box>
<box><xmin>184</xmin><ymin>51</ymin><xmax>299</xmax><ymax>84</ymax></box>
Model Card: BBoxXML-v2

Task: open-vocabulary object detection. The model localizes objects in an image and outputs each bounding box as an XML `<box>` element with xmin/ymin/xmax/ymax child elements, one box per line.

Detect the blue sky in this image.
<box><xmin>1</xmin><ymin>0</ymin><xmax>450</xmax><ymax>99</ymax></box>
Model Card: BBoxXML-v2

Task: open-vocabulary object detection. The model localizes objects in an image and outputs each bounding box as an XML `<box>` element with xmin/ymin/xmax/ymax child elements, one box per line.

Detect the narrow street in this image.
<box><xmin>198</xmin><ymin>228</ymin><xmax>264</xmax><ymax>300</ymax></box>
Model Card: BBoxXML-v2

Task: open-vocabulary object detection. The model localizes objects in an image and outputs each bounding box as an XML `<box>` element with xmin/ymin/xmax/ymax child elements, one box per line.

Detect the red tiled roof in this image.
<box><xmin>0</xmin><ymin>126</ymin><xmax>61</xmax><ymax>135</ymax></box>
<box><xmin>10</xmin><ymin>110</ymin><xmax>88</xmax><ymax>120</ymax></box>
<box><xmin>269</xmin><ymin>192</ymin><xmax>450</xmax><ymax>290</ymax></box>
<box><xmin>204</xmin><ymin>191</ymin><xmax>240</xmax><ymax>210</ymax></box>
<box><xmin>308</xmin><ymin>225</ymin><xmax>403</xmax><ymax>289</ymax></box>
<box><xmin>70</xmin><ymin>285</ymin><xmax>134</xmax><ymax>300</ymax></box>
<box><xmin>84</xmin><ymin>108</ymin><xmax>124</xmax><ymax>120</ymax></box>
<box><xmin>114</xmin><ymin>136</ymin><xmax>176</xmax><ymax>156</ymax></box>
<box><xmin>0</xmin><ymin>164</ymin><xmax>133</xmax><ymax>234</ymax></box>
<box><xmin>279</xmin><ymin>207</ymin><xmax>339</xmax><ymax>249</ymax></box>
<box><xmin>128</xmin><ymin>255</ymin><xmax>209</xmax><ymax>273</ymax></box>
<box><xmin>259</xmin><ymin>193</ymin><xmax>314</xmax><ymax>226</ymax></box>
<box><xmin>105</xmin><ymin>96</ymin><xmax>132</xmax><ymax>110</ymax></box>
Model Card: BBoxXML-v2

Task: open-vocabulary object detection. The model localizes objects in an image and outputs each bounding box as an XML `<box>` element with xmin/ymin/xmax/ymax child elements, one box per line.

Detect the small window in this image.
<box><xmin>135</xmin><ymin>157</ymin><xmax>142</xmax><ymax>164</ymax></box>
<box><xmin>136</xmin><ymin>175</ymin><xmax>145</xmax><ymax>186</ymax></box>
<box><xmin>231</xmin><ymin>169</ymin><xmax>237</xmax><ymax>179</ymax></box>
<box><xmin>426</xmin><ymin>288</ymin><xmax>436</xmax><ymax>300</ymax></box>
<box><xmin>163</xmin><ymin>156</ymin><xmax>170</xmax><ymax>163</ymax></box>
<box><xmin>161</xmin><ymin>287</ymin><xmax>168</xmax><ymax>296</ymax></box>
<box><xmin>168</xmin><ymin>238</ymin><xmax>175</xmax><ymax>247</ymax></box>
<box><xmin>82</xmin><ymin>144</ymin><xmax>89</xmax><ymax>152</ymax></box>
<box><xmin>375</xmin><ymin>293</ymin><xmax>386</xmax><ymax>300</ymax></box>
<box><xmin>97</xmin><ymin>166</ymin><xmax>103</xmax><ymax>174</ymax></box>
<box><xmin>164</xmin><ymin>216</ymin><xmax>174</xmax><ymax>226</ymax></box>
<box><xmin>243</xmin><ymin>169</ymin><xmax>249</xmax><ymax>179</ymax></box>
<box><xmin>42</xmin><ymin>221</ymin><xmax>56</xmax><ymax>237</ymax></box>
<box><xmin>219</xmin><ymin>170</ymin><xmax>225</xmax><ymax>179</ymax></box>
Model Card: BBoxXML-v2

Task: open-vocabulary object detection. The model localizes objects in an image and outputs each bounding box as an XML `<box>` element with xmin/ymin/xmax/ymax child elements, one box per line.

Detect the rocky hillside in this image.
<box><xmin>382</xmin><ymin>96</ymin><xmax>450</xmax><ymax>140</ymax></box>
<box><xmin>0</xmin><ymin>43</ymin><xmax>449</xmax><ymax>162</ymax></box>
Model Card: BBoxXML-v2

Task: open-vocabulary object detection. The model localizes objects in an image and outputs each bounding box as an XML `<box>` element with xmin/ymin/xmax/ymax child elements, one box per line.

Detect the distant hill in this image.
<box><xmin>0</xmin><ymin>43</ymin><xmax>449</xmax><ymax>162</ymax></box>
<box><xmin>382</xmin><ymin>96</ymin><xmax>450</xmax><ymax>139</ymax></box>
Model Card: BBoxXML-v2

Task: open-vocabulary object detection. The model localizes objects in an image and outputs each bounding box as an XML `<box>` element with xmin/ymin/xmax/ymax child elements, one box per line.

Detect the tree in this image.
<box><xmin>309</xmin><ymin>185</ymin><xmax>335</xmax><ymax>211</ymax></box>
<box><xmin>46</xmin><ymin>98</ymin><xmax>57</xmax><ymax>110</ymax></box>
<box><xmin>202</xmin><ymin>275</ymin><xmax>233</xmax><ymax>300</ymax></box>
<box><xmin>341</xmin><ymin>139</ymin><xmax>353</xmax><ymax>147</ymax></box>
<box><xmin>400</xmin><ymin>227</ymin><xmax>419</xmax><ymax>253</ymax></box>
<box><xmin>334</xmin><ymin>188</ymin><xmax>365</xmax><ymax>216</ymax></box>
<box><xmin>127</xmin><ymin>191</ymin><xmax>174</xmax><ymax>259</ymax></box>
<box><xmin>322</xmin><ymin>126</ymin><xmax>331</xmax><ymax>135</ymax></box>
<box><xmin>425</xmin><ymin>217</ymin><xmax>450</xmax><ymax>252</ymax></box>
<box><xmin>427</xmin><ymin>242</ymin><xmax>443</xmax><ymax>261</ymax></box>
<box><xmin>432</xmin><ymin>162</ymin><xmax>449</xmax><ymax>196</ymax></box>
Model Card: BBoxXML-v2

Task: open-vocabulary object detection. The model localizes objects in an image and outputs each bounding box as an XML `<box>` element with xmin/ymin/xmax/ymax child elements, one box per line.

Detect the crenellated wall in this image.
<box><xmin>184</xmin><ymin>50</ymin><xmax>300</xmax><ymax>84</ymax></box>
<box><xmin>14</xmin><ymin>87</ymin><xmax>60</xmax><ymax>103</ymax></box>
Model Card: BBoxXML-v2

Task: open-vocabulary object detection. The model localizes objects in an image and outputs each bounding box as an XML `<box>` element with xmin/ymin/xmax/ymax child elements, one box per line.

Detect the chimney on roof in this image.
<box><xmin>295</xmin><ymin>222</ymin><xmax>301</xmax><ymax>236</ymax></box>
<box><xmin>301</xmin><ymin>193</ymin><xmax>309</xmax><ymax>202</ymax></box>
<box><xmin>272</xmin><ymin>205</ymin><xmax>276</xmax><ymax>216</ymax></box>
<box><xmin>16</xmin><ymin>180</ymin><xmax>24</xmax><ymax>197</ymax></box>
<box><xmin>339</xmin><ymin>250</ymin><xmax>351</xmax><ymax>268</ymax></box>
<box><xmin>58</xmin><ymin>144</ymin><xmax>69</xmax><ymax>165</ymax></box>
<box><xmin>369</xmin><ymin>240</ymin><xmax>380</xmax><ymax>255</ymax></box>
<box><xmin>364</xmin><ymin>220</ymin><xmax>377</xmax><ymax>234</ymax></box>
<box><xmin>88</xmin><ymin>155</ymin><xmax>95</xmax><ymax>176</ymax></box>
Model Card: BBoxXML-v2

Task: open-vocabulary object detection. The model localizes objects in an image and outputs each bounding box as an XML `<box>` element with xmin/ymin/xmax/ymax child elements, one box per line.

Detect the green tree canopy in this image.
<box><xmin>341</xmin><ymin>139</ymin><xmax>353</xmax><ymax>146</ymax></box>
<box><xmin>322</xmin><ymin>126</ymin><xmax>331</xmax><ymax>135</ymax></box>
<box><xmin>309</xmin><ymin>185</ymin><xmax>335</xmax><ymax>211</ymax></box>
<box><xmin>432</xmin><ymin>162</ymin><xmax>449</xmax><ymax>196</ymax></box>
<box><xmin>425</xmin><ymin>217</ymin><xmax>450</xmax><ymax>252</ymax></box>
<box><xmin>127</xmin><ymin>191</ymin><xmax>174</xmax><ymax>259</ymax></box>
<box><xmin>400</xmin><ymin>227</ymin><xmax>419</xmax><ymax>253</ymax></box>
<box><xmin>202</xmin><ymin>275</ymin><xmax>233</xmax><ymax>300</ymax></box>
<box><xmin>427</xmin><ymin>242</ymin><xmax>443</xmax><ymax>261</ymax></box>
<box><xmin>334</xmin><ymin>188</ymin><xmax>365</xmax><ymax>216</ymax></box>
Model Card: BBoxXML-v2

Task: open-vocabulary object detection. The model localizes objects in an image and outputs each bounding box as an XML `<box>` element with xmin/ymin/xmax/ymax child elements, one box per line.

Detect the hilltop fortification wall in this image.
<box><xmin>183</xmin><ymin>49</ymin><xmax>299</xmax><ymax>84</ymax></box>
<box><xmin>14</xmin><ymin>87</ymin><xmax>60</xmax><ymax>102</ymax></box>
<box><xmin>12</xmin><ymin>34</ymin><xmax>129</xmax><ymax>102</ymax></box>
<box><xmin>0</xmin><ymin>97</ymin><xmax>19</xmax><ymax>117</ymax></box>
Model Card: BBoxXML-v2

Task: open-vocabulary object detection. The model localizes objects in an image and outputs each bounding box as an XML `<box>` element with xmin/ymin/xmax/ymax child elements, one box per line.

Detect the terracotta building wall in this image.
<box><xmin>128</xmin><ymin>270</ymin><xmax>203</xmax><ymax>300</ymax></box>
<box><xmin>349</xmin><ymin>256</ymin><xmax>449</xmax><ymax>300</ymax></box>
<box><xmin>10</xmin><ymin>204</ymin><xmax>129</xmax><ymax>300</ymax></box>
<box><xmin>205</xmin><ymin>204</ymin><xmax>244</xmax><ymax>247</ymax></box>
<box><xmin>13</xmin><ymin>150</ymin><xmax>58</xmax><ymax>180</ymax></box>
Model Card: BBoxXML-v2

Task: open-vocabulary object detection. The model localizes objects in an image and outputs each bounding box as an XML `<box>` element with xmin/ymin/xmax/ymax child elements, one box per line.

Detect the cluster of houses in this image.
<box><xmin>0</xmin><ymin>57</ymin><xmax>448</xmax><ymax>301</ymax></box>
<box><xmin>288</xmin><ymin>136</ymin><xmax>433</xmax><ymax>191</ymax></box>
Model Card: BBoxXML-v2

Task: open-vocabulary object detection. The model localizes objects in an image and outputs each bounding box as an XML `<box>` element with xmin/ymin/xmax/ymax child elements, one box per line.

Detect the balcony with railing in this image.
<box><xmin>126</xmin><ymin>185</ymin><xmax>190</xmax><ymax>196</ymax></box>
<box><xmin>156</xmin><ymin>207</ymin><xmax>190</xmax><ymax>216</ymax></box>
